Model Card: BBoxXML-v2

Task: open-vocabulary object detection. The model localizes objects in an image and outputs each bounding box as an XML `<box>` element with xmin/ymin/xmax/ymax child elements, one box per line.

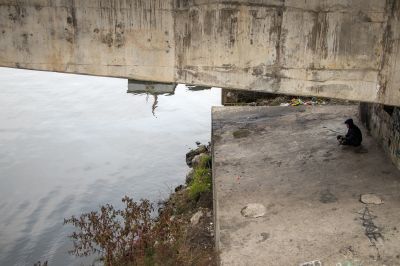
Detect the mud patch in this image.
<box><xmin>257</xmin><ymin>232</ymin><xmax>270</xmax><ymax>243</ymax></box>
<box><xmin>101</xmin><ymin>32</ymin><xmax>114</xmax><ymax>47</ymax></box>
<box><xmin>213</xmin><ymin>134</ymin><xmax>222</xmax><ymax>143</ymax></box>
<box><xmin>320</xmin><ymin>189</ymin><xmax>337</xmax><ymax>203</ymax></box>
<box><xmin>67</xmin><ymin>16</ymin><xmax>74</xmax><ymax>25</ymax></box>
<box><xmin>114</xmin><ymin>22</ymin><xmax>125</xmax><ymax>48</ymax></box>
<box><xmin>233</xmin><ymin>129</ymin><xmax>250</xmax><ymax>138</ymax></box>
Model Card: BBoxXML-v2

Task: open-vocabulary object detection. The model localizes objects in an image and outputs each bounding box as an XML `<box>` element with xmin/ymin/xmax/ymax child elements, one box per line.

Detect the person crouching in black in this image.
<box><xmin>337</xmin><ymin>118</ymin><xmax>362</xmax><ymax>147</ymax></box>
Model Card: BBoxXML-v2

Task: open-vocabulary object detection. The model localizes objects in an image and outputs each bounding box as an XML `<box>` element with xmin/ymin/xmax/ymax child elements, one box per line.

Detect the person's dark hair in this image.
<box><xmin>344</xmin><ymin>118</ymin><xmax>354</xmax><ymax>125</ymax></box>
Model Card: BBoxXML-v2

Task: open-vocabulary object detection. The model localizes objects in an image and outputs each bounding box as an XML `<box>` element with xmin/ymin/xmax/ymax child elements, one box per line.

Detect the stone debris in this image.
<box><xmin>240</xmin><ymin>203</ymin><xmax>266</xmax><ymax>218</ymax></box>
<box><xmin>360</xmin><ymin>194</ymin><xmax>384</xmax><ymax>205</ymax></box>
<box><xmin>174</xmin><ymin>184</ymin><xmax>184</xmax><ymax>192</ymax></box>
<box><xmin>339</xmin><ymin>245</ymin><xmax>356</xmax><ymax>257</ymax></box>
<box><xmin>299</xmin><ymin>260</ymin><xmax>322</xmax><ymax>266</ymax></box>
<box><xmin>185</xmin><ymin>169</ymin><xmax>194</xmax><ymax>184</ymax></box>
<box><xmin>190</xmin><ymin>210</ymin><xmax>203</xmax><ymax>226</ymax></box>
<box><xmin>279</xmin><ymin>98</ymin><xmax>327</xmax><ymax>107</ymax></box>
<box><xmin>191</xmin><ymin>153</ymin><xmax>208</xmax><ymax>168</ymax></box>
<box><xmin>186</xmin><ymin>145</ymin><xmax>207</xmax><ymax>167</ymax></box>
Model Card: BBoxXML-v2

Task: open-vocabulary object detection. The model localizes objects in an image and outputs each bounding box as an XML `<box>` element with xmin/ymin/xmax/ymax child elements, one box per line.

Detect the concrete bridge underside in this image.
<box><xmin>1</xmin><ymin>0</ymin><xmax>400</xmax><ymax>106</ymax></box>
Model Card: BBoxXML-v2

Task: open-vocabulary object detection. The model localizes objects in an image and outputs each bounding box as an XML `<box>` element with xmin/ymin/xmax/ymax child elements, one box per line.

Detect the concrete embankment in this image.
<box><xmin>212</xmin><ymin>105</ymin><xmax>400</xmax><ymax>265</ymax></box>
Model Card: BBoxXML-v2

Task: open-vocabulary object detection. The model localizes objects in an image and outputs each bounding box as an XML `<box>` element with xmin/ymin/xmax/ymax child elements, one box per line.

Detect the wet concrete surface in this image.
<box><xmin>212</xmin><ymin>105</ymin><xmax>400</xmax><ymax>266</ymax></box>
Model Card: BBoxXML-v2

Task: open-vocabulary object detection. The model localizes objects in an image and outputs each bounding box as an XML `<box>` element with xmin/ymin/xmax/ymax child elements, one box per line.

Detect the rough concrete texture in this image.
<box><xmin>2</xmin><ymin>1</ymin><xmax>400</xmax><ymax>105</ymax></box>
<box><xmin>360</xmin><ymin>103</ymin><xmax>400</xmax><ymax>170</ymax></box>
<box><xmin>0</xmin><ymin>0</ymin><xmax>176</xmax><ymax>82</ymax></box>
<box><xmin>212</xmin><ymin>105</ymin><xmax>400</xmax><ymax>265</ymax></box>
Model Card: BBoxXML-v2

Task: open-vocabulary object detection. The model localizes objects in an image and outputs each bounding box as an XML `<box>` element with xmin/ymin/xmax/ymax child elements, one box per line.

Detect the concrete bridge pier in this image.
<box><xmin>2</xmin><ymin>0</ymin><xmax>400</xmax><ymax>106</ymax></box>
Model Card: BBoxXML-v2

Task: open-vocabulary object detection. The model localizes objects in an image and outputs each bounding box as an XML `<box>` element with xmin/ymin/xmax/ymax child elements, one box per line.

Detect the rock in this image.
<box><xmin>186</xmin><ymin>145</ymin><xmax>207</xmax><ymax>167</ymax></box>
<box><xmin>174</xmin><ymin>184</ymin><xmax>184</xmax><ymax>192</ymax></box>
<box><xmin>196</xmin><ymin>190</ymin><xmax>213</xmax><ymax>209</ymax></box>
<box><xmin>185</xmin><ymin>169</ymin><xmax>194</xmax><ymax>185</ymax></box>
<box><xmin>339</xmin><ymin>245</ymin><xmax>355</xmax><ymax>257</ymax></box>
<box><xmin>192</xmin><ymin>153</ymin><xmax>209</xmax><ymax>168</ymax></box>
<box><xmin>299</xmin><ymin>260</ymin><xmax>322</xmax><ymax>266</ymax></box>
<box><xmin>190</xmin><ymin>210</ymin><xmax>203</xmax><ymax>226</ymax></box>
<box><xmin>241</xmin><ymin>203</ymin><xmax>266</xmax><ymax>218</ymax></box>
<box><xmin>191</xmin><ymin>154</ymin><xmax>201</xmax><ymax>167</ymax></box>
<box><xmin>360</xmin><ymin>194</ymin><xmax>384</xmax><ymax>205</ymax></box>
<box><xmin>197</xmin><ymin>144</ymin><xmax>208</xmax><ymax>153</ymax></box>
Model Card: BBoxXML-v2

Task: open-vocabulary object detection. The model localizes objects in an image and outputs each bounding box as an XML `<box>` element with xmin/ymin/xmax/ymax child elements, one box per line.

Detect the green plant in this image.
<box><xmin>188</xmin><ymin>155</ymin><xmax>212</xmax><ymax>200</ymax></box>
<box><xmin>198</xmin><ymin>154</ymin><xmax>212</xmax><ymax>169</ymax></box>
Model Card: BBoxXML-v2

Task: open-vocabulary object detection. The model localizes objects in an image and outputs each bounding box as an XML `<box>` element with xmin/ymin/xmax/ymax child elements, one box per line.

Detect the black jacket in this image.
<box><xmin>344</xmin><ymin>124</ymin><xmax>362</xmax><ymax>146</ymax></box>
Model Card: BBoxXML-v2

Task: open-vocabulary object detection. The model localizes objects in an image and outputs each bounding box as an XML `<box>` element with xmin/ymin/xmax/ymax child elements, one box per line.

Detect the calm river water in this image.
<box><xmin>0</xmin><ymin>68</ymin><xmax>221</xmax><ymax>265</ymax></box>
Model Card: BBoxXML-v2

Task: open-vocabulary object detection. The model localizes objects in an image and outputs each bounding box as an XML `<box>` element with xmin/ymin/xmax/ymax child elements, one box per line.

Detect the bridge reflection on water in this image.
<box><xmin>0</xmin><ymin>67</ymin><xmax>220</xmax><ymax>265</ymax></box>
<box><xmin>127</xmin><ymin>80</ymin><xmax>212</xmax><ymax>116</ymax></box>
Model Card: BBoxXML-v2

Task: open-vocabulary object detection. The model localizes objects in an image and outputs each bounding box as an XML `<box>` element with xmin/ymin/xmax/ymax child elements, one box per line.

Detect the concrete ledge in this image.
<box><xmin>212</xmin><ymin>105</ymin><xmax>400</xmax><ymax>265</ymax></box>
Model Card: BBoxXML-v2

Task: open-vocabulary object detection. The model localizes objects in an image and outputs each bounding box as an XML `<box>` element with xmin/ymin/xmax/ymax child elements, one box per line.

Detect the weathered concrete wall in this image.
<box><xmin>175</xmin><ymin>0</ymin><xmax>390</xmax><ymax>103</ymax></box>
<box><xmin>0</xmin><ymin>0</ymin><xmax>175</xmax><ymax>82</ymax></box>
<box><xmin>378</xmin><ymin>0</ymin><xmax>400</xmax><ymax>106</ymax></box>
<box><xmin>359</xmin><ymin>102</ymin><xmax>400</xmax><ymax>169</ymax></box>
<box><xmin>1</xmin><ymin>0</ymin><xmax>400</xmax><ymax>105</ymax></box>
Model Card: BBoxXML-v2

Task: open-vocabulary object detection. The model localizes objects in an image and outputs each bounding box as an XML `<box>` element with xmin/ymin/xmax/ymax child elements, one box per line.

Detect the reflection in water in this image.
<box><xmin>151</xmin><ymin>95</ymin><xmax>158</xmax><ymax>117</ymax></box>
<box><xmin>127</xmin><ymin>80</ymin><xmax>176</xmax><ymax>95</ymax></box>
<box><xmin>0</xmin><ymin>68</ymin><xmax>221</xmax><ymax>266</ymax></box>
<box><xmin>187</xmin><ymin>85</ymin><xmax>211</xmax><ymax>91</ymax></box>
<box><xmin>127</xmin><ymin>80</ymin><xmax>176</xmax><ymax>117</ymax></box>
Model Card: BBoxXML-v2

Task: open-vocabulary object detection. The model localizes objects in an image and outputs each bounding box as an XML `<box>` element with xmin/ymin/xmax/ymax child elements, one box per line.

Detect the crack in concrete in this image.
<box><xmin>359</xmin><ymin>207</ymin><xmax>383</xmax><ymax>260</ymax></box>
